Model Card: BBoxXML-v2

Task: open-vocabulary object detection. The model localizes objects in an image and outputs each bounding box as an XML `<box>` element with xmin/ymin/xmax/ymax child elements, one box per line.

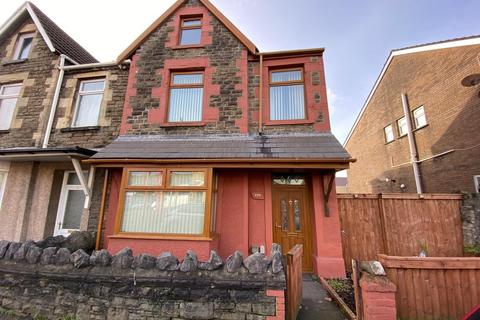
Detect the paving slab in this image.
<box><xmin>297</xmin><ymin>274</ymin><xmax>347</xmax><ymax>320</ymax></box>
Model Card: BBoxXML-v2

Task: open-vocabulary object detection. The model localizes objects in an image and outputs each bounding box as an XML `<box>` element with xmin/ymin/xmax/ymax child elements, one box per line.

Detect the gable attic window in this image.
<box><xmin>72</xmin><ymin>79</ymin><xmax>105</xmax><ymax>127</ymax></box>
<box><xmin>179</xmin><ymin>17</ymin><xmax>202</xmax><ymax>45</ymax></box>
<box><xmin>0</xmin><ymin>83</ymin><xmax>22</xmax><ymax>130</ymax></box>
<box><xmin>117</xmin><ymin>168</ymin><xmax>212</xmax><ymax>237</ymax></box>
<box><xmin>13</xmin><ymin>32</ymin><xmax>34</xmax><ymax>60</ymax></box>
<box><xmin>384</xmin><ymin>124</ymin><xmax>394</xmax><ymax>143</ymax></box>
<box><xmin>168</xmin><ymin>72</ymin><xmax>204</xmax><ymax>122</ymax></box>
<box><xmin>269</xmin><ymin>68</ymin><xmax>306</xmax><ymax>121</ymax></box>
<box><xmin>397</xmin><ymin>116</ymin><xmax>408</xmax><ymax>137</ymax></box>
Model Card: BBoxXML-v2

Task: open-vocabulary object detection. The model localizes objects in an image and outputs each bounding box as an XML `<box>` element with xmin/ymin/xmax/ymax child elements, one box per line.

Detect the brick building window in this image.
<box><xmin>269</xmin><ymin>68</ymin><xmax>306</xmax><ymax>121</ymax></box>
<box><xmin>0</xmin><ymin>83</ymin><xmax>21</xmax><ymax>130</ymax></box>
<box><xmin>384</xmin><ymin>124</ymin><xmax>394</xmax><ymax>143</ymax></box>
<box><xmin>413</xmin><ymin>106</ymin><xmax>427</xmax><ymax>129</ymax></box>
<box><xmin>13</xmin><ymin>32</ymin><xmax>34</xmax><ymax>60</ymax></box>
<box><xmin>168</xmin><ymin>72</ymin><xmax>204</xmax><ymax>122</ymax></box>
<box><xmin>72</xmin><ymin>79</ymin><xmax>105</xmax><ymax>127</ymax></box>
<box><xmin>397</xmin><ymin>117</ymin><xmax>408</xmax><ymax>137</ymax></box>
<box><xmin>179</xmin><ymin>18</ymin><xmax>202</xmax><ymax>45</ymax></box>
<box><xmin>116</xmin><ymin>168</ymin><xmax>212</xmax><ymax>237</ymax></box>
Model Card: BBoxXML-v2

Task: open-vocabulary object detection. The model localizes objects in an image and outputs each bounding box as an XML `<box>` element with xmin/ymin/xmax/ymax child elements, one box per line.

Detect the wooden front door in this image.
<box><xmin>272</xmin><ymin>176</ymin><xmax>313</xmax><ymax>272</ymax></box>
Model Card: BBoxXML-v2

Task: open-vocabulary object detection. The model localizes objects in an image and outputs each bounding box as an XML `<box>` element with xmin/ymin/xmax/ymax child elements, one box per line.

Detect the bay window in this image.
<box><xmin>269</xmin><ymin>68</ymin><xmax>306</xmax><ymax>121</ymax></box>
<box><xmin>117</xmin><ymin>168</ymin><xmax>212</xmax><ymax>237</ymax></box>
<box><xmin>168</xmin><ymin>72</ymin><xmax>204</xmax><ymax>122</ymax></box>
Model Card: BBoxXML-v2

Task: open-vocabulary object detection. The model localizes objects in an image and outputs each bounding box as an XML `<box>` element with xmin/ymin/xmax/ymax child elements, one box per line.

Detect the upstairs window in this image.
<box><xmin>0</xmin><ymin>83</ymin><xmax>22</xmax><ymax>130</ymax></box>
<box><xmin>384</xmin><ymin>124</ymin><xmax>394</xmax><ymax>143</ymax></box>
<box><xmin>13</xmin><ymin>32</ymin><xmax>34</xmax><ymax>60</ymax></box>
<box><xmin>397</xmin><ymin>116</ymin><xmax>408</xmax><ymax>137</ymax></box>
<box><xmin>179</xmin><ymin>18</ymin><xmax>202</xmax><ymax>45</ymax></box>
<box><xmin>269</xmin><ymin>69</ymin><xmax>306</xmax><ymax>121</ymax></box>
<box><xmin>168</xmin><ymin>72</ymin><xmax>204</xmax><ymax>122</ymax></box>
<box><xmin>413</xmin><ymin>106</ymin><xmax>427</xmax><ymax>129</ymax></box>
<box><xmin>72</xmin><ymin>79</ymin><xmax>105</xmax><ymax>127</ymax></box>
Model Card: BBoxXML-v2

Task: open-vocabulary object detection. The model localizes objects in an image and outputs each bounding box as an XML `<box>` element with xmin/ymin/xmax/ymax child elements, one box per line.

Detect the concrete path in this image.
<box><xmin>297</xmin><ymin>274</ymin><xmax>347</xmax><ymax>320</ymax></box>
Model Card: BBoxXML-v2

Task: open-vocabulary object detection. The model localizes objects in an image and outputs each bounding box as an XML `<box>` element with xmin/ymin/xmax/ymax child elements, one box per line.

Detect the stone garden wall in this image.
<box><xmin>0</xmin><ymin>235</ymin><xmax>286</xmax><ymax>320</ymax></box>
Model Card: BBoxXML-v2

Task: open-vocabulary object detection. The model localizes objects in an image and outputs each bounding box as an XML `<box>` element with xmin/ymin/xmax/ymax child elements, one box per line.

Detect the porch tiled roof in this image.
<box><xmin>92</xmin><ymin>133</ymin><xmax>351</xmax><ymax>160</ymax></box>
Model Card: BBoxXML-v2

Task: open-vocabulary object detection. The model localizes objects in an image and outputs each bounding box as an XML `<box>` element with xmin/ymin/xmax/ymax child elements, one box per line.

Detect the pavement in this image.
<box><xmin>297</xmin><ymin>274</ymin><xmax>347</xmax><ymax>320</ymax></box>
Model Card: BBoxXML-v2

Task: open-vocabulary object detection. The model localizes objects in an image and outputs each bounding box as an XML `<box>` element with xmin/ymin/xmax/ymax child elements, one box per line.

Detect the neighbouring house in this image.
<box><xmin>345</xmin><ymin>36</ymin><xmax>480</xmax><ymax>194</ymax></box>
<box><xmin>0</xmin><ymin>2</ymin><xmax>128</xmax><ymax>242</ymax></box>
<box><xmin>0</xmin><ymin>0</ymin><xmax>351</xmax><ymax>278</ymax></box>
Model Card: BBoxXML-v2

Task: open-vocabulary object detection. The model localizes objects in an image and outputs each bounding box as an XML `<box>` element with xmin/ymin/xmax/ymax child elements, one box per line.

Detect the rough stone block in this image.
<box><xmin>112</xmin><ymin>247</ymin><xmax>134</xmax><ymax>269</ymax></box>
<box><xmin>0</xmin><ymin>240</ymin><xmax>11</xmax><ymax>259</ymax></box>
<box><xmin>90</xmin><ymin>249</ymin><xmax>112</xmax><ymax>266</ymax></box>
<box><xmin>244</xmin><ymin>253</ymin><xmax>270</xmax><ymax>274</ymax></box>
<box><xmin>25</xmin><ymin>245</ymin><xmax>43</xmax><ymax>264</ymax></box>
<box><xmin>71</xmin><ymin>249</ymin><xmax>90</xmax><ymax>268</ymax></box>
<box><xmin>55</xmin><ymin>248</ymin><xmax>72</xmax><ymax>265</ymax></box>
<box><xmin>226</xmin><ymin>251</ymin><xmax>243</xmax><ymax>273</ymax></box>
<box><xmin>4</xmin><ymin>242</ymin><xmax>22</xmax><ymax>260</ymax></box>
<box><xmin>179</xmin><ymin>302</ymin><xmax>214</xmax><ymax>319</ymax></box>
<box><xmin>179</xmin><ymin>250</ymin><xmax>198</xmax><ymax>272</ymax></box>
<box><xmin>133</xmin><ymin>253</ymin><xmax>157</xmax><ymax>269</ymax></box>
<box><xmin>40</xmin><ymin>247</ymin><xmax>58</xmax><ymax>265</ymax></box>
<box><xmin>157</xmin><ymin>252</ymin><xmax>179</xmax><ymax>271</ymax></box>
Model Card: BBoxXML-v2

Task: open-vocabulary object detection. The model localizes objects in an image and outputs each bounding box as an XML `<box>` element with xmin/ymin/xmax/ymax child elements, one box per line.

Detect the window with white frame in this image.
<box><xmin>0</xmin><ymin>170</ymin><xmax>7</xmax><ymax>208</ymax></box>
<box><xmin>384</xmin><ymin>124</ymin><xmax>394</xmax><ymax>143</ymax></box>
<box><xmin>397</xmin><ymin>116</ymin><xmax>408</xmax><ymax>137</ymax></box>
<box><xmin>0</xmin><ymin>83</ymin><xmax>22</xmax><ymax>130</ymax></box>
<box><xmin>269</xmin><ymin>69</ymin><xmax>306</xmax><ymax>121</ymax></box>
<box><xmin>474</xmin><ymin>175</ymin><xmax>480</xmax><ymax>193</ymax></box>
<box><xmin>413</xmin><ymin>106</ymin><xmax>427</xmax><ymax>129</ymax></box>
<box><xmin>72</xmin><ymin>79</ymin><xmax>105</xmax><ymax>127</ymax></box>
<box><xmin>13</xmin><ymin>32</ymin><xmax>34</xmax><ymax>60</ymax></box>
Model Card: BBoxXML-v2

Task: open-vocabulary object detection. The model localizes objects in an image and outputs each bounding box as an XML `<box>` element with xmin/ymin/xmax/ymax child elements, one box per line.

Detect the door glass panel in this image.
<box><xmin>273</xmin><ymin>174</ymin><xmax>305</xmax><ymax>185</ymax></box>
<box><xmin>293</xmin><ymin>199</ymin><xmax>301</xmax><ymax>231</ymax></box>
<box><xmin>62</xmin><ymin>190</ymin><xmax>85</xmax><ymax>229</ymax></box>
<box><xmin>281</xmin><ymin>199</ymin><xmax>288</xmax><ymax>231</ymax></box>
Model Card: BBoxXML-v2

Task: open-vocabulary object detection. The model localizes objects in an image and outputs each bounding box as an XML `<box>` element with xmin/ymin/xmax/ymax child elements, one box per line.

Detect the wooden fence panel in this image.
<box><xmin>286</xmin><ymin>244</ymin><xmax>303</xmax><ymax>320</ymax></box>
<box><xmin>338</xmin><ymin>194</ymin><xmax>463</xmax><ymax>271</ymax></box>
<box><xmin>379</xmin><ymin>255</ymin><xmax>480</xmax><ymax>319</ymax></box>
<box><xmin>338</xmin><ymin>195</ymin><xmax>385</xmax><ymax>268</ymax></box>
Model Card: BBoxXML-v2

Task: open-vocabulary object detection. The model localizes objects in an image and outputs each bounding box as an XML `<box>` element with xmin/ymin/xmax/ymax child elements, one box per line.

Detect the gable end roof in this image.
<box><xmin>344</xmin><ymin>35</ymin><xmax>480</xmax><ymax>147</ymax></box>
<box><xmin>0</xmin><ymin>2</ymin><xmax>98</xmax><ymax>64</ymax></box>
<box><xmin>116</xmin><ymin>0</ymin><xmax>258</xmax><ymax>63</ymax></box>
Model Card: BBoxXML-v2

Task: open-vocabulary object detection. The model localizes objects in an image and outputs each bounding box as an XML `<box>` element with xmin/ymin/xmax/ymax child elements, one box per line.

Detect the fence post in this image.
<box><xmin>378</xmin><ymin>194</ymin><xmax>389</xmax><ymax>255</ymax></box>
<box><xmin>360</xmin><ymin>273</ymin><xmax>397</xmax><ymax>320</ymax></box>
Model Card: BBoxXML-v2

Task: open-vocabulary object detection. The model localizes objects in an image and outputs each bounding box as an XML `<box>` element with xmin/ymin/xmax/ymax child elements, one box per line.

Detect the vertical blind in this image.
<box><xmin>168</xmin><ymin>73</ymin><xmax>203</xmax><ymax>122</ymax></box>
<box><xmin>121</xmin><ymin>191</ymin><xmax>205</xmax><ymax>234</ymax></box>
<box><xmin>270</xmin><ymin>70</ymin><xmax>305</xmax><ymax>121</ymax></box>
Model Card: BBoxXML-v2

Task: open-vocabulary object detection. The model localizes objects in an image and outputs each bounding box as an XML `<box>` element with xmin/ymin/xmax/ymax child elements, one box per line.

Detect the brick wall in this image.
<box><xmin>360</xmin><ymin>273</ymin><xmax>397</xmax><ymax>320</ymax></box>
<box><xmin>346</xmin><ymin>44</ymin><xmax>480</xmax><ymax>193</ymax></box>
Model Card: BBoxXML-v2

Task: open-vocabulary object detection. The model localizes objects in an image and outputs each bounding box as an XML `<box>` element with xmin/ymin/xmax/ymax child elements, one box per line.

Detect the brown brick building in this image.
<box><xmin>345</xmin><ymin>37</ymin><xmax>480</xmax><ymax>194</ymax></box>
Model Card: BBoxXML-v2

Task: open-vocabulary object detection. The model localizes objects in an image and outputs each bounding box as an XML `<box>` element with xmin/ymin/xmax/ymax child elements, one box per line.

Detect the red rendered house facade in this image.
<box><xmin>88</xmin><ymin>0</ymin><xmax>352</xmax><ymax>277</ymax></box>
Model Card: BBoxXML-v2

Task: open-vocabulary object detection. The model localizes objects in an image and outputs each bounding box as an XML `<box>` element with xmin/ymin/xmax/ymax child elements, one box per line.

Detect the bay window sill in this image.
<box><xmin>108</xmin><ymin>233</ymin><xmax>218</xmax><ymax>241</ymax></box>
<box><xmin>264</xmin><ymin>119</ymin><xmax>315</xmax><ymax>126</ymax></box>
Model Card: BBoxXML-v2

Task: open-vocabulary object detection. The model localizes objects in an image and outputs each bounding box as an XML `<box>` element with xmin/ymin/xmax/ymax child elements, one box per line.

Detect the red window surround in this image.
<box><xmin>261</xmin><ymin>56</ymin><xmax>331</xmax><ymax>132</ymax></box>
<box><xmin>165</xmin><ymin>6</ymin><xmax>213</xmax><ymax>49</ymax></box>
<box><xmin>148</xmin><ymin>57</ymin><xmax>220</xmax><ymax>126</ymax></box>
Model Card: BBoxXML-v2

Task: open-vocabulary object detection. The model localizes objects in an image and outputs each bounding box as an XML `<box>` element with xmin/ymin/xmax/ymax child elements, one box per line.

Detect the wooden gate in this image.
<box><xmin>286</xmin><ymin>244</ymin><xmax>303</xmax><ymax>320</ymax></box>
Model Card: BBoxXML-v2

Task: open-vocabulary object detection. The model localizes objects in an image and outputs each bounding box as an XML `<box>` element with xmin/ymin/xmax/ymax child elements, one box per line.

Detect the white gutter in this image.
<box><xmin>401</xmin><ymin>93</ymin><xmax>423</xmax><ymax>194</ymax></box>
<box><xmin>42</xmin><ymin>54</ymin><xmax>66</xmax><ymax>148</ymax></box>
<box><xmin>63</xmin><ymin>60</ymin><xmax>130</xmax><ymax>70</ymax></box>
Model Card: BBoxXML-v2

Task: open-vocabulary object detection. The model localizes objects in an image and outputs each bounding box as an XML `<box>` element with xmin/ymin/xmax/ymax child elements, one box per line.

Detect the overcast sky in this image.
<box><xmin>1</xmin><ymin>0</ymin><xmax>479</xmax><ymax>145</ymax></box>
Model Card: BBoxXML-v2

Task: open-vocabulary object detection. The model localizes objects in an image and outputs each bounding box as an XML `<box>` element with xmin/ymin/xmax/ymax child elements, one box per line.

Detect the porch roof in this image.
<box><xmin>0</xmin><ymin>146</ymin><xmax>96</xmax><ymax>161</ymax></box>
<box><xmin>90</xmin><ymin>133</ymin><xmax>351</xmax><ymax>161</ymax></box>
